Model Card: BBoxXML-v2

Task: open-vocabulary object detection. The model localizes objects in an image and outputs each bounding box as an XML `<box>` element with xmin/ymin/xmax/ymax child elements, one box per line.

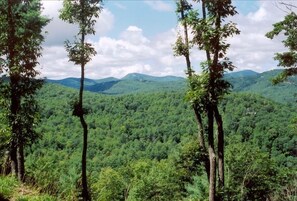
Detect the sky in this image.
<box><xmin>39</xmin><ymin>0</ymin><xmax>297</xmax><ymax>79</ymax></box>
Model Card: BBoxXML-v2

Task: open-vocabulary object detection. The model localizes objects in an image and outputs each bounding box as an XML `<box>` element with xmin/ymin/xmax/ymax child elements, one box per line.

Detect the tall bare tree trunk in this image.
<box><xmin>9</xmin><ymin>142</ymin><xmax>17</xmax><ymax>176</ymax></box>
<box><xmin>214</xmin><ymin>106</ymin><xmax>224</xmax><ymax>198</ymax></box>
<box><xmin>10</xmin><ymin>76</ymin><xmax>22</xmax><ymax>181</ymax></box>
<box><xmin>80</xmin><ymin>57</ymin><xmax>90</xmax><ymax>201</ymax></box>
<box><xmin>17</xmin><ymin>142</ymin><xmax>25</xmax><ymax>181</ymax></box>
<box><xmin>79</xmin><ymin>61</ymin><xmax>90</xmax><ymax>200</ymax></box>
<box><xmin>207</xmin><ymin>106</ymin><xmax>216</xmax><ymax>201</ymax></box>
<box><xmin>193</xmin><ymin>106</ymin><xmax>210</xmax><ymax>179</ymax></box>
<box><xmin>79</xmin><ymin>2</ymin><xmax>90</xmax><ymax>198</ymax></box>
<box><xmin>80</xmin><ymin>115</ymin><xmax>89</xmax><ymax>201</ymax></box>
<box><xmin>7</xmin><ymin>0</ymin><xmax>18</xmax><ymax>178</ymax></box>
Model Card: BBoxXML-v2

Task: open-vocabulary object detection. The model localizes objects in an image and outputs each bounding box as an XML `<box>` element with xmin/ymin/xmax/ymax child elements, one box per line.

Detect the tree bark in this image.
<box><xmin>179</xmin><ymin>0</ymin><xmax>192</xmax><ymax>77</ymax></box>
<box><xmin>17</xmin><ymin>142</ymin><xmax>25</xmax><ymax>182</ymax></box>
<box><xmin>79</xmin><ymin>1</ymin><xmax>90</xmax><ymax>199</ymax></box>
<box><xmin>214</xmin><ymin>105</ymin><xmax>224</xmax><ymax>199</ymax></box>
<box><xmin>193</xmin><ymin>106</ymin><xmax>210</xmax><ymax>180</ymax></box>
<box><xmin>10</xmin><ymin>76</ymin><xmax>22</xmax><ymax>181</ymax></box>
<box><xmin>80</xmin><ymin>115</ymin><xmax>90</xmax><ymax>201</ymax></box>
<box><xmin>79</xmin><ymin>61</ymin><xmax>90</xmax><ymax>201</ymax></box>
<box><xmin>207</xmin><ymin>106</ymin><xmax>216</xmax><ymax>201</ymax></box>
<box><xmin>79</xmin><ymin>49</ymin><xmax>90</xmax><ymax>201</ymax></box>
<box><xmin>9</xmin><ymin>142</ymin><xmax>18</xmax><ymax>176</ymax></box>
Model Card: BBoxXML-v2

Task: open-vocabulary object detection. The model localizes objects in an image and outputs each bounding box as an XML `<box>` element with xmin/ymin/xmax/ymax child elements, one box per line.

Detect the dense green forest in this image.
<box><xmin>1</xmin><ymin>0</ymin><xmax>297</xmax><ymax>200</ymax></box>
<box><xmin>1</xmin><ymin>78</ymin><xmax>295</xmax><ymax>200</ymax></box>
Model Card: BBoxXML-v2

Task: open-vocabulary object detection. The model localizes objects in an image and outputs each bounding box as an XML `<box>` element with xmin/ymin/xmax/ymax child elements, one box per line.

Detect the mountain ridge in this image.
<box><xmin>45</xmin><ymin>69</ymin><xmax>296</xmax><ymax>103</ymax></box>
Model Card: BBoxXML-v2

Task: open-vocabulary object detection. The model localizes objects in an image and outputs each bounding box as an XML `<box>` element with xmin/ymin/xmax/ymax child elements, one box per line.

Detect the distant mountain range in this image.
<box><xmin>46</xmin><ymin>73</ymin><xmax>185</xmax><ymax>95</ymax></box>
<box><xmin>46</xmin><ymin>69</ymin><xmax>297</xmax><ymax>103</ymax></box>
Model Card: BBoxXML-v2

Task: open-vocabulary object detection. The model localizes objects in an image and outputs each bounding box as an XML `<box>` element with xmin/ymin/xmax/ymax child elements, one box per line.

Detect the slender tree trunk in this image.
<box><xmin>79</xmin><ymin>2</ymin><xmax>90</xmax><ymax>198</ymax></box>
<box><xmin>214</xmin><ymin>105</ymin><xmax>224</xmax><ymax>199</ymax></box>
<box><xmin>179</xmin><ymin>0</ymin><xmax>192</xmax><ymax>77</ymax></box>
<box><xmin>179</xmin><ymin>0</ymin><xmax>210</xmax><ymax>181</ymax></box>
<box><xmin>212</xmin><ymin>4</ymin><xmax>224</xmax><ymax>199</ymax></box>
<box><xmin>207</xmin><ymin>106</ymin><xmax>216</xmax><ymax>201</ymax></box>
<box><xmin>10</xmin><ymin>77</ymin><xmax>21</xmax><ymax>178</ymax></box>
<box><xmin>80</xmin><ymin>56</ymin><xmax>90</xmax><ymax>201</ymax></box>
<box><xmin>201</xmin><ymin>0</ymin><xmax>211</xmax><ymax>62</ymax></box>
<box><xmin>9</xmin><ymin>142</ymin><xmax>18</xmax><ymax>176</ymax></box>
<box><xmin>193</xmin><ymin>106</ymin><xmax>210</xmax><ymax>180</ymax></box>
<box><xmin>17</xmin><ymin>142</ymin><xmax>25</xmax><ymax>182</ymax></box>
<box><xmin>79</xmin><ymin>62</ymin><xmax>90</xmax><ymax>200</ymax></box>
<box><xmin>193</xmin><ymin>106</ymin><xmax>205</xmax><ymax>149</ymax></box>
<box><xmin>80</xmin><ymin>115</ymin><xmax>89</xmax><ymax>201</ymax></box>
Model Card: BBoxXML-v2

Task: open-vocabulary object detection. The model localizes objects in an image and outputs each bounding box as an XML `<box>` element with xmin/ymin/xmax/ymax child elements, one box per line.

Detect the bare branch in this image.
<box><xmin>276</xmin><ymin>1</ymin><xmax>297</xmax><ymax>13</ymax></box>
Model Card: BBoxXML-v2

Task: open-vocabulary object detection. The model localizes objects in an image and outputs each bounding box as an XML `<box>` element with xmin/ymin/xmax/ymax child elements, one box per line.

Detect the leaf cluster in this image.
<box><xmin>266</xmin><ymin>12</ymin><xmax>297</xmax><ymax>83</ymax></box>
<box><xmin>188</xmin><ymin>2</ymin><xmax>240</xmax><ymax>59</ymax></box>
<box><xmin>59</xmin><ymin>0</ymin><xmax>102</xmax><ymax>35</ymax></box>
<box><xmin>65</xmin><ymin>41</ymin><xmax>96</xmax><ymax>66</ymax></box>
<box><xmin>0</xmin><ymin>0</ymin><xmax>50</xmax><ymax>77</ymax></box>
<box><xmin>59</xmin><ymin>0</ymin><xmax>102</xmax><ymax>67</ymax></box>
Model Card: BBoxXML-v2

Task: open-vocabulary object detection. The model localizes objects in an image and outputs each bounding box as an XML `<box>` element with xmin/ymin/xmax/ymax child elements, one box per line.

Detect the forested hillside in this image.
<box><xmin>1</xmin><ymin>0</ymin><xmax>297</xmax><ymax>200</ymax></box>
<box><xmin>47</xmin><ymin>70</ymin><xmax>297</xmax><ymax>103</ymax></box>
<box><xmin>5</xmin><ymin>82</ymin><xmax>292</xmax><ymax>200</ymax></box>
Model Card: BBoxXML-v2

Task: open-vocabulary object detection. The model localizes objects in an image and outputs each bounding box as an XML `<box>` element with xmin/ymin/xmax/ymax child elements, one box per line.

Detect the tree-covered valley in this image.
<box><xmin>2</xmin><ymin>74</ymin><xmax>296</xmax><ymax>200</ymax></box>
<box><xmin>1</xmin><ymin>0</ymin><xmax>297</xmax><ymax>200</ymax></box>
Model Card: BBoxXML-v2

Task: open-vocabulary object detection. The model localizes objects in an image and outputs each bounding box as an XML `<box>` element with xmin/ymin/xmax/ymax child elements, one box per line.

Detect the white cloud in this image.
<box><xmin>42</xmin><ymin>1</ymin><xmax>78</xmax><ymax>46</ymax></box>
<box><xmin>144</xmin><ymin>0</ymin><xmax>174</xmax><ymax>12</ymax></box>
<box><xmin>38</xmin><ymin>1</ymin><xmax>297</xmax><ymax>80</ymax></box>
<box><xmin>41</xmin><ymin>1</ymin><xmax>114</xmax><ymax>46</ymax></box>
<box><xmin>227</xmin><ymin>1</ymin><xmax>290</xmax><ymax>72</ymax></box>
<box><xmin>247</xmin><ymin>6</ymin><xmax>267</xmax><ymax>22</ymax></box>
<box><xmin>120</xmin><ymin>26</ymin><xmax>150</xmax><ymax>44</ymax></box>
<box><xmin>94</xmin><ymin>8</ymin><xmax>115</xmax><ymax>36</ymax></box>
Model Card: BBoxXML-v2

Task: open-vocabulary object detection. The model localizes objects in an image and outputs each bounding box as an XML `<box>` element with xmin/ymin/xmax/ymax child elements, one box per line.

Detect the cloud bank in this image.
<box><xmin>39</xmin><ymin>1</ymin><xmax>294</xmax><ymax>79</ymax></box>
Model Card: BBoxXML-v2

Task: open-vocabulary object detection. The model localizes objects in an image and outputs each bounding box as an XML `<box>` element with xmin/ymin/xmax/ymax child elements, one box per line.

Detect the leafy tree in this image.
<box><xmin>93</xmin><ymin>167</ymin><xmax>126</xmax><ymax>201</ymax></box>
<box><xmin>174</xmin><ymin>0</ymin><xmax>239</xmax><ymax>200</ymax></box>
<box><xmin>225</xmin><ymin>141</ymin><xmax>279</xmax><ymax>201</ymax></box>
<box><xmin>59</xmin><ymin>0</ymin><xmax>102</xmax><ymax>200</ymax></box>
<box><xmin>266</xmin><ymin>8</ymin><xmax>297</xmax><ymax>84</ymax></box>
<box><xmin>174</xmin><ymin>0</ymin><xmax>209</xmax><ymax>180</ymax></box>
<box><xmin>0</xmin><ymin>0</ymin><xmax>49</xmax><ymax>181</ymax></box>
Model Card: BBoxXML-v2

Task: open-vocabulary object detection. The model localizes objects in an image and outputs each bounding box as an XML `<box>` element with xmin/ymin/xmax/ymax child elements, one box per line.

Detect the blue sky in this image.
<box><xmin>105</xmin><ymin>1</ymin><xmax>177</xmax><ymax>37</ymax></box>
<box><xmin>105</xmin><ymin>0</ymin><xmax>260</xmax><ymax>37</ymax></box>
<box><xmin>40</xmin><ymin>0</ymin><xmax>296</xmax><ymax>79</ymax></box>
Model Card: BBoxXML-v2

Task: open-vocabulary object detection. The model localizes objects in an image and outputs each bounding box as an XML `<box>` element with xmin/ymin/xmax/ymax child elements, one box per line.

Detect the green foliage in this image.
<box><xmin>59</xmin><ymin>0</ymin><xmax>102</xmax><ymax>66</ymax></box>
<box><xmin>186</xmin><ymin>73</ymin><xmax>209</xmax><ymax>110</ymax></box>
<box><xmin>175</xmin><ymin>139</ymin><xmax>207</xmax><ymax>185</ymax></box>
<box><xmin>92</xmin><ymin>159</ymin><xmax>183</xmax><ymax>201</ymax></box>
<box><xmin>185</xmin><ymin>174</ymin><xmax>208</xmax><ymax>201</ymax></box>
<box><xmin>0</xmin><ymin>0</ymin><xmax>49</xmax><ymax>181</ymax></box>
<box><xmin>222</xmin><ymin>93</ymin><xmax>297</xmax><ymax>167</ymax></box>
<box><xmin>266</xmin><ymin>12</ymin><xmax>297</xmax><ymax>84</ymax></box>
<box><xmin>225</xmin><ymin>142</ymin><xmax>280</xmax><ymax>200</ymax></box>
<box><xmin>0</xmin><ymin>175</ymin><xmax>56</xmax><ymax>201</ymax></box>
<box><xmin>21</xmin><ymin>83</ymin><xmax>296</xmax><ymax>200</ymax></box>
<box><xmin>93</xmin><ymin>167</ymin><xmax>125</xmax><ymax>201</ymax></box>
<box><xmin>128</xmin><ymin>160</ymin><xmax>182</xmax><ymax>201</ymax></box>
<box><xmin>0</xmin><ymin>176</ymin><xmax>18</xmax><ymax>199</ymax></box>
